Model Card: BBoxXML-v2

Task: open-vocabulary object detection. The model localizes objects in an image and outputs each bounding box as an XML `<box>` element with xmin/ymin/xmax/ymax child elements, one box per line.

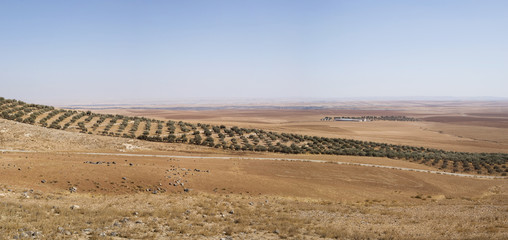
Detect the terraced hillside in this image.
<box><xmin>1</xmin><ymin>97</ymin><xmax>507</xmax><ymax>176</ymax></box>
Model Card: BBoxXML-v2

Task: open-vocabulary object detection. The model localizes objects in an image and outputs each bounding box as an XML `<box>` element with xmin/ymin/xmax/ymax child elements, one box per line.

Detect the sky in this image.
<box><xmin>1</xmin><ymin>0</ymin><xmax>507</xmax><ymax>104</ymax></box>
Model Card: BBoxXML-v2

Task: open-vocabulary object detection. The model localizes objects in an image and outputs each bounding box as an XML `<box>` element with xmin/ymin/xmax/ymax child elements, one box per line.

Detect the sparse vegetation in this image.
<box><xmin>0</xmin><ymin>97</ymin><xmax>507</xmax><ymax>175</ymax></box>
<box><xmin>0</xmin><ymin>190</ymin><xmax>506</xmax><ymax>239</ymax></box>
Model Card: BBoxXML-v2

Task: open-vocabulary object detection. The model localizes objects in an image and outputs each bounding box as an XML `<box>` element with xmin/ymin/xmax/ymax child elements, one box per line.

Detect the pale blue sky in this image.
<box><xmin>1</xmin><ymin>0</ymin><xmax>507</xmax><ymax>104</ymax></box>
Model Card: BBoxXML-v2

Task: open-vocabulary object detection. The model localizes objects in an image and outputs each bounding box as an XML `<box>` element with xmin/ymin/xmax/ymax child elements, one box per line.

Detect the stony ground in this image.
<box><xmin>1</xmin><ymin>119</ymin><xmax>507</xmax><ymax>239</ymax></box>
<box><xmin>1</xmin><ymin>186</ymin><xmax>507</xmax><ymax>239</ymax></box>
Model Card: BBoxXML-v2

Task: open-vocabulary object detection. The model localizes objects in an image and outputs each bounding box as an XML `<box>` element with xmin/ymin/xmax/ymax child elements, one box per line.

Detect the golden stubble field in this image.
<box><xmin>1</xmin><ymin>100</ymin><xmax>508</xmax><ymax>239</ymax></box>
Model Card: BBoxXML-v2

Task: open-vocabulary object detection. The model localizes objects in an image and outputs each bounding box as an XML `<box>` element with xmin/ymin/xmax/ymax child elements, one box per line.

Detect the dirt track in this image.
<box><xmin>78</xmin><ymin>152</ymin><xmax>506</xmax><ymax>179</ymax></box>
<box><xmin>1</xmin><ymin>149</ymin><xmax>503</xmax><ymax>179</ymax></box>
<box><xmin>1</xmin><ymin>150</ymin><xmax>506</xmax><ymax>203</ymax></box>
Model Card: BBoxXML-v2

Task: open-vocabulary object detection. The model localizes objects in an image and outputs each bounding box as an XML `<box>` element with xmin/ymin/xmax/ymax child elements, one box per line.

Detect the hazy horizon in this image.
<box><xmin>48</xmin><ymin>96</ymin><xmax>508</xmax><ymax>107</ymax></box>
<box><xmin>1</xmin><ymin>1</ymin><xmax>507</xmax><ymax>103</ymax></box>
<box><xmin>4</xmin><ymin>95</ymin><xmax>508</xmax><ymax>106</ymax></box>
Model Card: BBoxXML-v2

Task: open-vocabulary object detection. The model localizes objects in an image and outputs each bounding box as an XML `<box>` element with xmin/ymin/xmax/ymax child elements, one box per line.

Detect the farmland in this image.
<box><xmin>0</xmin><ymin>113</ymin><xmax>507</xmax><ymax>239</ymax></box>
<box><xmin>1</xmin><ymin>97</ymin><xmax>507</xmax><ymax>176</ymax></box>
<box><xmin>3</xmin><ymin>1</ymin><xmax>508</xmax><ymax>239</ymax></box>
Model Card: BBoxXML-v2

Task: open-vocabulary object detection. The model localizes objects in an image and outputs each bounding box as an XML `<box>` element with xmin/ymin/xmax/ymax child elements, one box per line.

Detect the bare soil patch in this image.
<box><xmin>423</xmin><ymin>116</ymin><xmax>508</xmax><ymax>128</ymax></box>
<box><xmin>3</xmin><ymin>151</ymin><xmax>503</xmax><ymax>201</ymax></box>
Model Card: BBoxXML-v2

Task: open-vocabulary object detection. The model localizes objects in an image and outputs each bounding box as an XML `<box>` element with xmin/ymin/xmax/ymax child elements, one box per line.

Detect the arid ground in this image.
<box><xmin>80</xmin><ymin>100</ymin><xmax>508</xmax><ymax>153</ymax></box>
<box><xmin>1</xmin><ymin>100</ymin><xmax>507</xmax><ymax>239</ymax></box>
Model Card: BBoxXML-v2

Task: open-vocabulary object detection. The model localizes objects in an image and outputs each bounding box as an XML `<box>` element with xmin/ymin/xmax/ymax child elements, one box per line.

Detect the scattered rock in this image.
<box><xmin>21</xmin><ymin>192</ymin><xmax>30</xmax><ymax>199</ymax></box>
<box><xmin>41</xmin><ymin>179</ymin><xmax>46</xmax><ymax>184</ymax></box>
<box><xmin>274</xmin><ymin>229</ymin><xmax>280</xmax><ymax>234</ymax></box>
<box><xmin>82</xmin><ymin>228</ymin><xmax>93</xmax><ymax>235</ymax></box>
<box><xmin>51</xmin><ymin>206</ymin><xmax>61</xmax><ymax>214</ymax></box>
<box><xmin>110</xmin><ymin>232</ymin><xmax>118</xmax><ymax>236</ymax></box>
<box><xmin>122</xmin><ymin>177</ymin><xmax>127</xmax><ymax>180</ymax></box>
<box><xmin>229</xmin><ymin>210</ymin><xmax>234</xmax><ymax>214</ymax></box>
<box><xmin>70</xmin><ymin>205</ymin><xmax>80</xmax><ymax>210</ymax></box>
<box><xmin>84</xmin><ymin>161</ymin><xmax>111</xmax><ymax>165</ymax></box>
<box><xmin>69</xmin><ymin>186</ymin><xmax>77</xmax><ymax>193</ymax></box>
<box><xmin>13</xmin><ymin>230</ymin><xmax>41</xmax><ymax>239</ymax></box>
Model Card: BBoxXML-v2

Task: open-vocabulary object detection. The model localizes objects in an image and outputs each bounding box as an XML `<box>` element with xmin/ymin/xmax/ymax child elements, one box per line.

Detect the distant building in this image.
<box><xmin>321</xmin><ymin>116</ymin><xmax>417</xmax><ymax>122</ymax></box>
<box><xmin>333</xmin><ymin>117</ymin><xmax>369</xmax><ymax>122</ymax></box>
<box><xmin>334</xmin><ymin>117</ymin><xmax>360</xmax><ymax>122</ymax></box>
<box><xmin>321</xmin><ymin>116</ymin><xmax>373</xmax><ymax>122</ymax></box>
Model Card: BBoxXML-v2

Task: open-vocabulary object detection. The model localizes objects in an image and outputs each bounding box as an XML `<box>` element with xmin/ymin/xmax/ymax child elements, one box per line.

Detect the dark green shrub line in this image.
<box><xmin>101</xmin><ymin>115</ymin><xmax>120</xmax><ymax>135</ymax></box>
<box><xmin>91</xmin><ymin>115</ymin><xmax>108</xmax><ymax>131</ymax></box>
<box><xmin>48</xmin><ymin>111</ymin><xmax>76</xmax><ymax>129</ymax></box>
<box><xmin>23</xmin><ymin>108</ymin><xmax>52</xmax><ymax>124</ymax></box>
<box><xmin>117</xmin><ymin>117</ymin><xmax>130</xmax><ymax>134</ymax></box>
<box><xmin>156</xmin><ymin>120</ymin><xmax>164</xmax><ymax>136</ymax></box>
<box><xmin>63</xmin><ymin>112</ymin><xmax>86</xmax><ymax>130</ymax></box>
<box><xmin>38</xmin><ymin>109</ymin><xmax>64</xmax><ymax>127</ymax></box>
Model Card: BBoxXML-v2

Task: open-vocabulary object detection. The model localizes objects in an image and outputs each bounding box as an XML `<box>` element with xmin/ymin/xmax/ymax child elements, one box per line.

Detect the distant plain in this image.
<box><xmin>1</xmin><ymin>100</ymin><xmax>507</xmax><ymax>239</ymax></box>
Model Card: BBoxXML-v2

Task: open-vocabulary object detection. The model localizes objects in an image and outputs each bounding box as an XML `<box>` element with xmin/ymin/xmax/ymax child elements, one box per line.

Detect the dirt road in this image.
<box><xmin>1</xmin><ymin>149</ymin><xmax>503</xmax><ymax>179</ymax></box>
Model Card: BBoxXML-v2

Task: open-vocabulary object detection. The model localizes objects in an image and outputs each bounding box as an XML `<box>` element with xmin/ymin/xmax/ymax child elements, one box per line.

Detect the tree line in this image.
<box><xmin>1</xmin><ymin>97</ymin><xmax>506</xmax><ymax>176</ymax></box>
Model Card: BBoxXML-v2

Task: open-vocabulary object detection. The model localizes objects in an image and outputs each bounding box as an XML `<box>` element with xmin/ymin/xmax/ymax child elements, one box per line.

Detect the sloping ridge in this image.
<box><xmin>0</xmin><ymin>96</ymin><xmax>507</xmax><ymax>176</ymax></box>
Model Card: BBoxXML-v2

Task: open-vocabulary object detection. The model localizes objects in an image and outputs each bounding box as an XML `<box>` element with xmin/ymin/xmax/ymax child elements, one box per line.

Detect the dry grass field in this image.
<box><xmin>1</xmin><ymin>100</ymin><xmax>507</xmax><ymax>239</ymax></box>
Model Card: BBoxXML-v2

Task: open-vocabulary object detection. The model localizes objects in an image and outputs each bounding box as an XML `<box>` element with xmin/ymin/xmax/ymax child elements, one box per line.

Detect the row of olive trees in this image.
<box><xmin>1</xmin><ymin>97</ymin><xmax>506</xmax><ymax>175</ymax></box>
